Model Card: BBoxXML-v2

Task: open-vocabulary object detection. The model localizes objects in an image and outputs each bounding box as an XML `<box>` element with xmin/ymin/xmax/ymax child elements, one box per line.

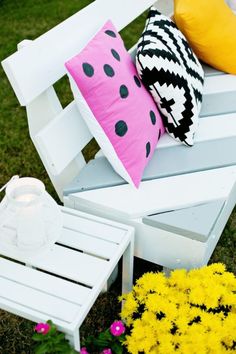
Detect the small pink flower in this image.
<box><xmin>34</xmin><ymin>322</ymin><xmax>50</xmax><ymax>335</ymax></box>
<box><xmin>80</xmin><ymin>348</ymin><xmax>89</xmax><ymax>354</ymax></box>
<box><xmin>110</xmin><ymin>320</ymin><xmax>125</xmax><ymax>336</ymax></box>
<box><xmin>102</xmin><ymin>349</ymin><xmax>112</xmax><ymax>354</ymax></box>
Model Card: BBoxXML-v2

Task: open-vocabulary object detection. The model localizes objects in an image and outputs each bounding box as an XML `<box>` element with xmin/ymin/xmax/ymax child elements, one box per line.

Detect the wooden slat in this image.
<box><xmin>155</xmin><ymin>0</ymin><xmax>173</xmax><ymax>15</ymax></box>
<box><xmin>0</xmin><ymin>277</ymin><xmax>80</xmax><ymax>323</ymax></box>
<box><xmin>200</xmin><ymin>91</ymin><xmax>236</xmax><ymax>117</ymax></box>
<box><xmin>35</xmin><ymin>101</ymin><xmax>92</xmax><ymax>175</ymax></box>
<box><xmin>62</xmin><ymin>211</ymin><xmax>126</xmax><ymax>243</ymax></box>
<box><xmin>157</xmin><ymin>112</ymin><xmax>236</xmax><ymax>149</ymax></box>
<box><xmin>143</xmin><ymin>199</ymin><xmax>225</xmax><ymax>242</ymax></box>
<box><xmin>1</xmin><ymin>0</ymin><xmax>155</xmax><ymax>105</ymax></box>
<box><xmin>58</xmin><ymin>228</ymin><xmax>118</xmax><ymax>259</ymax></box>
<box><xmin>202</xmin><ymin>63</ymin><xmax>224</xmax><ymax>77</ymax></box>
<box><xmin>0</xmin><ymin>297</ymin><xmax>71</xmax><ymax>330</ymax></box>
<box><xmin>203</xmin><ymin>74</ymin><xmax>236</xmax><ymax>95</ymax></box>
<box><xmin>71</xmin><ymin>166</ymin><xmax>236</xmax><ymax>218</ymax></box>
<box><xmin>31</xmin><ymin>245</ymin><xmax>109</xmax><ymax>287</ymax></box>
<box><xmin>0</xmin><ymin>258</ymin><xmax>89</xmax><ymax>305</ymax></box>
<box><xmin>64</xmin><ymin>137</ymin><xmax>236</xmax><ymax>193</ymax></box>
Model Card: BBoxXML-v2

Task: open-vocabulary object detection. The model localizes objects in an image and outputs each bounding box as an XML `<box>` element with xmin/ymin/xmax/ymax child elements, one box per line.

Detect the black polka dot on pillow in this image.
<box><xmin>150</xmin><ymin>110</ymin><xmax>156</xmax><ymax>125</ymax></box>
<box><xmin>103</xmin><ymin>64</ymin><xmax>115</xmax><ymax>77</ymax></box>
<box><xmin>82</xmin><ymin>63</ymin><xmax>94</xmax><ymax>77</ymax></box>
<box><xmin>134</xmin><ymin>75</ymin><xmax>141</xmax><ymax>88</ymax></box>
<box><xmin>120</xmin><ymin>85</ymin><xmax>129</xmax><ymax>98</ymax></box>
<box><xmin>115</xmin><ymin>120</ymin><xmax>128</xmax><ymax>136</ymax></box>
<box><xmin>111</xmin><ymin>49</ymin><xmax>120</xmax><ymax>61</ymax></box>
<box><xmin>105</xmin><ymin>29</ymin><xmax>116</xmax><ymax>38</ymax></box>
<box><xmin>146</xmin><ymin>142</ymin><xmax>151</xmax><ymax>158</ymax></box>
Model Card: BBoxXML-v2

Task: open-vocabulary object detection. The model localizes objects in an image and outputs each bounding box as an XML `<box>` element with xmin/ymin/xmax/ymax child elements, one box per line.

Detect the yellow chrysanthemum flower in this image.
<box><xmin>121</xmin><ymin>263</ymin><xmax>236</xmax><ymax>353</ymax></box>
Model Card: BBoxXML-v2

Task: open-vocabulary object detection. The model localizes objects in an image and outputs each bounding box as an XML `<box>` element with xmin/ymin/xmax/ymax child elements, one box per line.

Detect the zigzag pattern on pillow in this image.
<box><xmin>136</xmin><ymin>8</ymin><xmax>204</xmax><ymax>146</ymax></box>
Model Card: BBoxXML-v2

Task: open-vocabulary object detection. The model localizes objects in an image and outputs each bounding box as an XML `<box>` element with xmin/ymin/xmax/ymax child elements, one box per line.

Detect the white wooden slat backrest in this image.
<box><xmin>1</xmin><ymin>0</ymin><xmax>172</xmax><ymax>199</ymax></box>
<box><xmin>2</xmin><ymin>0</ymin><xmax>160</xmax><ymax>106</ymax></box>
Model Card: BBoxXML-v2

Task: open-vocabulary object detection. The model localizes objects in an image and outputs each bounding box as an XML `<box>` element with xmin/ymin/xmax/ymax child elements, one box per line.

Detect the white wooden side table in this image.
<box><xmin>0</xmin><ymin>206</ymin><xmax>134</xmax><ymax>351</ymax></box>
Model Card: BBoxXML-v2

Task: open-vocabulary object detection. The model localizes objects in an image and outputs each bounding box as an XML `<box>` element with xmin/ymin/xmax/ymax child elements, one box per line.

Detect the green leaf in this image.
<box><xmin>93</xmin><ymin>337</ymin><xmax>110</xmax><ymax>347</ymax></box>
<box><xmin>48</xmin><ymin>326</ymin><xmax>57</xmax><ymax>336</ymax></box>
<box><xmin>111</xmin><ymin>342</ymin><xmax>123</xmax><ymax>354</ymax></box>
<box><xmin>51</xmin><ymin>333</ymin><xmax>66</xmax><ymax>344</ymax></box>
<box><xmin>34</xmin><ymin>343</ymin><xmax>50</xmax><ymax>354</ymax></box>
<box><xmin>84</xmin><ymin>335</ymin><xmax>96</xmax><ymax>345</ymax></box>
<box><xmin>53</xmin><ymin>343</ymin><xmax>71</xmax><ymax>353</ymax></box>
<box><xmin>100</xmin><ymin>330</ymin><xmax>112</xmax><ymax>341</ymax></box>
<box><xmin>32</xmin><ymin>334</ymin><xmax>50</xmax><ymax>342</ymax></box>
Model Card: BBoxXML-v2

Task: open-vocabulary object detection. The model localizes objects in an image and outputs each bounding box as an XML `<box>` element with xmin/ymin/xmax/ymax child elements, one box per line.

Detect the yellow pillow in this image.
<box><xmin>174</xmin><ymin>0</ymin><xmax>236</xmax><ymax>74</ymax></box>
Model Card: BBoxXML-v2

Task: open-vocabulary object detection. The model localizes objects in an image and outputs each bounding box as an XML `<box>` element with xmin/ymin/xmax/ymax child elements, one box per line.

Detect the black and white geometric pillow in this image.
<box><xmin>136</xmin><ymin>8</ymin><xmax>204</xmax><ymax>146</ymax></box>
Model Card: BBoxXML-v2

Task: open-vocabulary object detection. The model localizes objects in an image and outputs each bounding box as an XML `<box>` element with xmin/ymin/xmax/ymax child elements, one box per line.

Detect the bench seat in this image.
<box><xmin>64</xmin><ymin>136</ymin><xmax>236</xmax><ymax>195</ymax></box>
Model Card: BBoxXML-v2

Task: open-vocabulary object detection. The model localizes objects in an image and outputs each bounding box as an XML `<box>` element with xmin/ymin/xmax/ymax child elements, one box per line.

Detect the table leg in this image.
<box><xmin>66</xmin><ymin>330</ymin><xmax>80</xmax><ymax>351</ymax></box>
<box><xmin>122</xmin><ymin>234</ymin><xmax>134</xmax><ymax>295</ymax></box>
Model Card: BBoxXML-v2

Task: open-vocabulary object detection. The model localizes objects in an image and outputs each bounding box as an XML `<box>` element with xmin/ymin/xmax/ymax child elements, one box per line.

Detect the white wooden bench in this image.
<box><xmin>2</xmin><ymin>0</ymin><xmax>236</xmax><ymax>270</ymax></box>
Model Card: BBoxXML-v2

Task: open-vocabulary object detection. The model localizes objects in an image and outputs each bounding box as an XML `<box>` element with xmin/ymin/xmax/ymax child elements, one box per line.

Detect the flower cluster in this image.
<box><xmin>81</xmin><ymin>320</ymin><xmax>126</xmax><ymax>353</ymax></box>
<box><xmin>121</xmin><ymin>263</ymin><xmax>236</xmax><ymax>354</ymax></box>
<box><xmin>33</xmin><ymin>320</ymin><xmax>125</xmax><ymax>354</ymax></box>
<box><xmin>33</xmin><ymin>320</ymin><xmax>77</xmax><ymax>354</ymax></box>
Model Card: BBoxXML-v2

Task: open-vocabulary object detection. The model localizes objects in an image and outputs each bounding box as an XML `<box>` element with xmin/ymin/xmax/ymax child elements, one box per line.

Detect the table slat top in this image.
<box><xmin>0</xmin><ymin>207</ymin><xmax>134</xmax><ymax>329</ymax></box>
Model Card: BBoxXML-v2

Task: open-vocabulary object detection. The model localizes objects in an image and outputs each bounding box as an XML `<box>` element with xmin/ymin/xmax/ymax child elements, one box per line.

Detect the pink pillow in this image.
<box><xmin>65</xmin><ymin>21</ymin><xmax>165</xmax><ymax>188</ymax></box>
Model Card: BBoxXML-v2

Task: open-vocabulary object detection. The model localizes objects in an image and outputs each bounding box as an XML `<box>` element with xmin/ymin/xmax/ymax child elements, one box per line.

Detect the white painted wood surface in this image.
<box><xmin>71</xmin><ymin>166</ymin><xmax>236</xmax><ymax>218</ymax></box>
<box><xmin>0</xmin><ymin>276</ymin><xmax>80</xmax><ymax>323</ymax></box>
<box><xmin>62</xmin><ymin>209</ymin><xmax>126</xmax><ymax>243</ymax></box>
<box><xmin>35</xmin><ymin>101</ymin><xmax>92</xmax><ymax>175</ymax></box>
<box><xmin>0</xmin><ymin>258</ymin><xmax>89</xmax><ymax>305</ymax></box>
<box><xmin>2</xmin><ymin>0</ymin><xmax>155</xmax><ymax>106</ymax></box>
<box><xmin>31</xmin><ymin>245</ymin><xmax>109</xmax><ymax>287</ymax></box>
<box><xmin>59</xmin><ymin>228</ymin><xmax>118</xmax><ymax>259</ymax></box>
<box><xmin>73</xmin><ymin>179</ymin><xmax>236</xmax><ymax>270</ymax></box>
<box><xmin>0</xmin><ymin>207</ymin><xmax>134</xmax><ymax>351</ymax></box>
<box><xmin>72</xmin><ymin>200</ymin><xmax>208</xmax><ymax>269</ymax></box>
<box><xmin>157</xmin><ymin>112</ymin><xmax>236</xmax><ymax>149</ymax></box>
<box><xmin>203</xmin><ymin>74</ymin><xmax>236</xmax><ymax>95</ymax></box>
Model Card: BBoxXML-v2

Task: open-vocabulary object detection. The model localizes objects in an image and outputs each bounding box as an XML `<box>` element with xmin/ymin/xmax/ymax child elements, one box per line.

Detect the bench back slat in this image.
<box><xmin>35</xmin><ymin>101</ymin><xmax>92</xmax><ymax>175</ymax></box>
<box><xmin>2</xmin><ymin>0</ymin><xmax>155</xmax><ymax>106</ymax></box>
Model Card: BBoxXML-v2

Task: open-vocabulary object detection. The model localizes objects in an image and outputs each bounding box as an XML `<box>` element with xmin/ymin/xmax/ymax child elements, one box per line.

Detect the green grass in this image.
<box><xmin>0</xmin><ymin>1</ymin><xmax>236</xmax><ymax>353</ymax></box>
